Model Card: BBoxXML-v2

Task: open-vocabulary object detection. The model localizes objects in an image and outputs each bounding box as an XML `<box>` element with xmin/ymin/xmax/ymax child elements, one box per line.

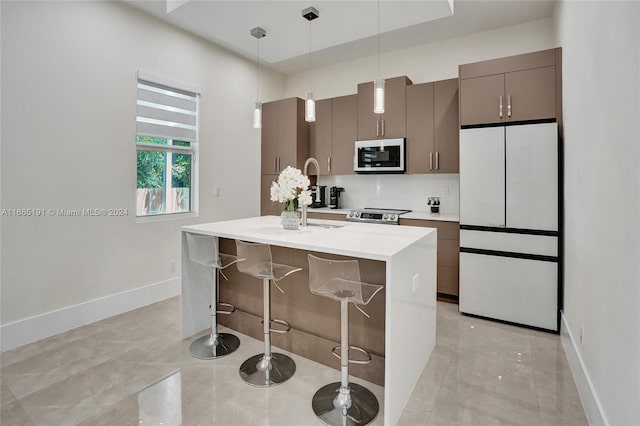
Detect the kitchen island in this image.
<box><xmin>181</xmin><ymin>216</ymin><xmax>436</xmax><ymax>425</ymax></box>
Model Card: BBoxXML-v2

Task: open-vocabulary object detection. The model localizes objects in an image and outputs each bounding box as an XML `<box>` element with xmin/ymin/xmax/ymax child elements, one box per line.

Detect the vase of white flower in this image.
<box><xmin>270</xmin><ymin>166</ymin><xmax>312</xmax><ymax>230</ymax></box>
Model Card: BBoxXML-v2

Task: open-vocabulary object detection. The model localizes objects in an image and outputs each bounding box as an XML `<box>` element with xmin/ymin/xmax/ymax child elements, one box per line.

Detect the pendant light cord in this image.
<box><xmin>256</xmin><ymin>36</ymin><xmax>260</xmax><ymax>103</ymax></box>
<box><xmin>308</xmin><ymin>19</ymin><xmax>311</xmax><ymax>94</ymax></box>
<box><xmin>377</xmin><ymin>0</ymin><xmax>381</xmax><ymax>78</ymax></box>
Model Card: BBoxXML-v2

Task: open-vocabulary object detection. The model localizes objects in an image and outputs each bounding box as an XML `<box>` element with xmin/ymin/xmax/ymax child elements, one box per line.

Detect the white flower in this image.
<box><xmin>269</xmin><ymin>166</ymin><xmax>311</xmax><ymax>204</ymax></box>
<box><xmin>298</xmin><ymin>190</ymin><xmax>312</xmax><ymax>206</ymax></box>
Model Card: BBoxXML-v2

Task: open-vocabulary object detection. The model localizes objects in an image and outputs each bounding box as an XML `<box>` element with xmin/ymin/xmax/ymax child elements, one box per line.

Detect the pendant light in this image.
<box><xmin>374</xmin><ymin>0</ymin><xmax>385</xmax><ymax>114</ymax></box>
<box><xmin>302</xmin><ymin>7</ymin><xmax>319</xmax><ymax>122</ymax></box>
<box><xmin>251</xmin><ymin>26</ymin><xmax>266</xmax><ymax>129</ymax></box>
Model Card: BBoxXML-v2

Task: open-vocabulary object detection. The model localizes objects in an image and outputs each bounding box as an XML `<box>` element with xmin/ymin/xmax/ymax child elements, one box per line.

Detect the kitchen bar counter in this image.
<box><xmin>181</xmin><ymin>216</ymin><xmax>437</xmax><ymax>425</ymax></box>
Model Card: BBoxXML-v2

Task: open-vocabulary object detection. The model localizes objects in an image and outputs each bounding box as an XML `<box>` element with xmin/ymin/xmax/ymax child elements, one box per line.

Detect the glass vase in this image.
<box><xmin>280</xmin><ymin>210</ymin><xmax>300</xmax><ymax>230</ymax></box>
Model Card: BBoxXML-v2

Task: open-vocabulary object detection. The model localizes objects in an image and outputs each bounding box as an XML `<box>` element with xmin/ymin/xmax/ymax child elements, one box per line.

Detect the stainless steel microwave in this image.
<box><xmin>354</xmin><ymin>138</ymin><xmax>406</xmax><ymax>173</ymax></box>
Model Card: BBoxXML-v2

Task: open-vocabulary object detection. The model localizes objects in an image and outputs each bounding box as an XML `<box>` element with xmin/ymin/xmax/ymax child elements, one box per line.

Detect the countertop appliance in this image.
<box><xmin>459</xmin><ymin>122</ymin><xmax>560</xmax><ymax>332</ymax></box>
<box><xmin>354</xmin><ymin>138</ymin><xmax>406</xmax><ymax>173</ymax></box>
<box><xmin>329</xmin><ymin>187</ymin><xmax>344</xmax><ymax>209</ymax></box>
<box><xmin>310</xmin><ymin>185</ymin><xmax>326</xmax><ymax>208</ymax></box>
<box><xmin>346</xmin><ymin>208</ymin><xmax>411</xmax><ymax>225</ymax></box>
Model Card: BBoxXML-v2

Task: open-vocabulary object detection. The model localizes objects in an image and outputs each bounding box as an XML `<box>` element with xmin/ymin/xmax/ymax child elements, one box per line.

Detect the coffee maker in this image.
<box><xmin>310</xmin><ymin>185</ymin><xmax>327</xmax><ymax>208</ymax></box>
<box><xmin>329</xmin><ymin>187</ymin><xmax>345</xmax><ymax>209</ymax></box>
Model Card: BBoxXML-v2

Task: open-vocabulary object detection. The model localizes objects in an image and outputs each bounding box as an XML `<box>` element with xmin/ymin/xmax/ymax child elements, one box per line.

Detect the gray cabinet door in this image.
<box><xmin>406</xmin><ymin>82</ymin><xmax>434</xmax><ymax>174</ymax></box>
<box><xmin>261</xmin><ymin>101</ymin><xmax>280</xmax><ymax>173</ymax></box>
<box><xmin>505</xmin><ymin>66</ymin><xmax>557</xmax><ymax>122</ymax></box>
<box><xmin>460</xmin><ymin>74</ymin><xmax>505</xmax><ymax>126</ymax></box>
<box><xmin>331</xmin><ymin>94</ymin><xmax>357</xmax><ymax>175</ymax></box>
<box><xmin>434</xmin><ymin>78</ymin><xmax>459</xmax><ymax>173</ymax></box>
<box><xmin>309</xmin><ymin>98</ymin><xmax>332</xmax><ymax>175</ymax></box>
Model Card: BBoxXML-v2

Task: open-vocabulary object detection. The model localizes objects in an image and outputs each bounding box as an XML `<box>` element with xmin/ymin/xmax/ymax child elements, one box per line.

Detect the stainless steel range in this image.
<box><xmin>346</xmin><ymin>208</ymin><xmax>411</xmax><ymax>225</ymax></box>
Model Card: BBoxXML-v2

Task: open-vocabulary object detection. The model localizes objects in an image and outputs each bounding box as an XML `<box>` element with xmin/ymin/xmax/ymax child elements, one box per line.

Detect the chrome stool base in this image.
<box><xmin>239</xmin><ymin>353</ymin><xmax>296</xmax><ymax>387</ymax></box>
<box><xmin>189</xmin><ymin>333</ymin><xmax>240</xmax><ymax>360</ymax></box>
<box><xmin>312</xmin><ymin>382</ymin><xmax>379</xmax><ymax>426</ymax></box>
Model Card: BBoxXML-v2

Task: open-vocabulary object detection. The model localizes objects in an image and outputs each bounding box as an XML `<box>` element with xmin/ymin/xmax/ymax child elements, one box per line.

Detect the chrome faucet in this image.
<box><xmin>302</xmin><ymin>157</ymin><xmax>320</xmax><ymax>227</ymax></box>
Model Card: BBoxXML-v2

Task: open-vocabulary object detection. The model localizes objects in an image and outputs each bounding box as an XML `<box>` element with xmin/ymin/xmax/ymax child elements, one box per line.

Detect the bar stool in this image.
<box><xmin>307</xmin><ymin>254</ymin><xmax>384</xmax><ymax>426</ymax></box>
<box><xmin>185</xmin><ymin>233</ymin><xmax>241</xmax><ymax>359</ymax></box>
<box><xmin>235</xmin><ymin>240</ymin><xmax>301</xmax><ymax>387</ymax></box>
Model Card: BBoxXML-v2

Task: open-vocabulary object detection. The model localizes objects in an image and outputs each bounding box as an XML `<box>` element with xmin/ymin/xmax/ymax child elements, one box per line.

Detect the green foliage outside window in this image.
<box><xmin>136</xmin><ymin>136</ymin><xmax>191</xmax><ymax>189</ymax></box>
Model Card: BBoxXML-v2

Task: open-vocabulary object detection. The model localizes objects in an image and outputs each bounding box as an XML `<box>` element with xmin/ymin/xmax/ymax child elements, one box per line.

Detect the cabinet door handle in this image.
<box><xmin>436</xmin><ymin>152</ymin><xmax>440</xmax><ymax>170</ymax></box>
<box><xmin>499</xmin><ymin>96</ymin><xmax>503</xmax><ymax>118</ymax></box>
<box><xmin>328</xmin><ymin>157</ymin><xmax>331</xmax><ymax>172</ymax></box>
<box><xmin>507</xmin><ymin>95</ymin><xmax>512</xmax><ymax>117</ymax></box>
<box><xmin>381</xmin><ymin>119</ymin><xmax>385</xmax><ymax>136</ymax></box>
<box><xmin>376</xmin><ymin>119</ymin><xmax>380</xmax><ymax>137</ymax></box>
<box><xmin>429</xmin><ymin>152</ymin><xmax>433</xmax><ymax>171</ymax></box>
<box><xmin>274</xmin><ymin>157</ymin><xmax>278</xmax><ymax>172</ymax></box>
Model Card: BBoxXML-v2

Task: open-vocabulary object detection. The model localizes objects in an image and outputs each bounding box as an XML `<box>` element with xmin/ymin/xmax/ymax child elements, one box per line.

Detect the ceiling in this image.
<box><xmin>123</xmin><ymin>0</ymin><xmax>555</xmax><ymax>74</ymax></box>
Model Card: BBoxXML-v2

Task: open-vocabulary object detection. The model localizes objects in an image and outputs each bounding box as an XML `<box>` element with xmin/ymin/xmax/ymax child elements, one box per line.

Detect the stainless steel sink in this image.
<box><xmin>306</xmin><ymin>223</ymin><xmax>346</xmax><ymax>229</ymax></box>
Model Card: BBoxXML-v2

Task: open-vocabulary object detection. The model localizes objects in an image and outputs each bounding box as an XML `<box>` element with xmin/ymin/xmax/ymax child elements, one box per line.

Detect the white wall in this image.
<box><xmin>553</xmin><ymin>1</ymin><xmax>640</xmax><ymax>425</ymax></box>
<box><xmin>284</xmin><ymin>17</ymin><xmax>555</xmax><ymax>98</ymax></box>
<box><xmin>0</xmin><ymin>1</ymin><xmax>284</xmax><ymax>329</ymax></box>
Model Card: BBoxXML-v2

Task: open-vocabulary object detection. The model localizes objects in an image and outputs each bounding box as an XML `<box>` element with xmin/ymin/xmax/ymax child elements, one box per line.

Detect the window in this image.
<box><xmin>136</xmin><ymin>74</ymin><xmax>199</xmax><ymax>217</ymax></box>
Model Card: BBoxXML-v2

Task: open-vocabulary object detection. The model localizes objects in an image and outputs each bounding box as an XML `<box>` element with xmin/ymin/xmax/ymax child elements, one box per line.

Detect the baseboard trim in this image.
<box><xmin>561</xmin><ymin>312</ymin><xmax>608</xmax><ymax>426</ymax></box>
<box><xmin>0</xmin><ymin>278</ymin><xmax>180</xmax><ymax>352</ymax></box>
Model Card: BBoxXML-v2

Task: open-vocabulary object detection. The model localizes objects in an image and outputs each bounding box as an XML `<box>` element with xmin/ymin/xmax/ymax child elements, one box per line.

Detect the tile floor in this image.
<box><xmin>0</xmin><ymin>298</ymin><xmax>587</xmax><ymax>426</ymax></box>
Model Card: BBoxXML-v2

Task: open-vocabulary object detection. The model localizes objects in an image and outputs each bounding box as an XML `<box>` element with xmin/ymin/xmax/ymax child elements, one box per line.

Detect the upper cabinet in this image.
<box><xmin>357</xmin><ymin>76</ymin><xmax>411</xmax><ymax>140</ymax></box>
<box><xmin>308</xmin><ymin>98</ymin><xmax>332</xmax><ymax>175</ymax></box>
<box><xmin>261</xmin><ymin>97</ymin><xmax>309</xmax><ymax>174</ymax></box>
<box><xmin>434</xmin><ymin>78</ymin><xmax>460</xmax><ymax>173</ymax></box>
<box><xmin>309</xmin><ymin>94</ymin><xmax>357</xmax><ymax>176</ymax></box>
<box><xmin>406</xmin><ymin>82</ymin><xmax>434</xmax><ymax>173</ymax></box>
<box><xmin>459</xmin><ymin>48</ymin><xmax>559</xmax><ymax>127</ymax></box>
<box><xmin>331</xmin><ymin>94</ymin><xmax>357</xmax><ymax>175</ymax></box>
<box><xmin>406</xmin><ymin>78</ymin><xmax>459</xmax><ymax>174</ymax></box>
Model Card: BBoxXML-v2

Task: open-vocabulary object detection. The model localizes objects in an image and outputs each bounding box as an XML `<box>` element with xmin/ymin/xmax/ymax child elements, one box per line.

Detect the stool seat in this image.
<box><xmin>185</xmin><ymin>233</ymin><xmax>240</xmax><ymax>360</ymax></box>
<box><xmin>235</xmin><ymin>240</ymin><xmax>300</xmax><ymax>387</ymax></box>
<box><xmin>240</xmin><ymin>261</ymin><xmax>301</xmax><ymax>281</ymax></box>
<box><xmin>314</xmin><ymin>278</ymin><xmax>383</xmax><ymax>305</ymax></box>
<box><xmin>307</xmin><ymin>254</ymin><xmax>383</xmax><ymax>426</ymax></box>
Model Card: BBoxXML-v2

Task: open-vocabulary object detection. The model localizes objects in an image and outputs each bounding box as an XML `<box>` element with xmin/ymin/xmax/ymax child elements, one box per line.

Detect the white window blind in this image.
<box><xmin>136</xmin><ymin>78</ymin><xmax>199</xmax><ymax>142</ymax></box>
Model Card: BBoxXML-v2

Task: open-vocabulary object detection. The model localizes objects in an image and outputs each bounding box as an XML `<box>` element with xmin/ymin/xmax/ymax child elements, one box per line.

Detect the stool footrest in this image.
<box><xmin>331</xmin><ymin>345</ymin><xmax>372</xmax><ymax>365</ymax></box>
<box><xmin>260</xmin><ymin>318</ymin><xmax>291</xmax><ymax>334</ymax></box>
<box><xmin>216</xmin><ymin>302</ymin><xmax>235</xmax><ymax>315</ymax></box>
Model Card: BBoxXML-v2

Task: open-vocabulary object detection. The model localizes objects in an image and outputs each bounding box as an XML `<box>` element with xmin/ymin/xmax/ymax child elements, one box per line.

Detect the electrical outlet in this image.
<box><xmin>169</xmin><ymin>259</ymin><xmax>176</xmax><ymax>273</ymax></box>
<box><xmin>580</xmin><ymin>325</ymin><xmax>584</xmax><ymax>347</ymax></box>
<box><xmin>442</xmin><ymin>186</ymin><xmax>450</xmax><ymax>196</ymax></box>
<box><xmin>214</xmin><ymin>185</ymin><xmax>221</xmax><ymax>197</ymax></box>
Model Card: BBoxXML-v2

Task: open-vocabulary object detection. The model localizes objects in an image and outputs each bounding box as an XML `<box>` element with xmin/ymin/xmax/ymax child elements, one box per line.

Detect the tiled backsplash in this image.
<box><xmin>318</xmin><ymin>173</ymin><xmax>460</xmax><ymax>214</ymax></box>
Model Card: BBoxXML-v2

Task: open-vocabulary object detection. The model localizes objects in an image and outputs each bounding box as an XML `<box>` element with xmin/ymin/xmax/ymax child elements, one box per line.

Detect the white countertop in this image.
<box><xmin>308</xmin><ymin>207</ymin><xmax>459</xmax><ymax>223</ymax></box>
<box><xmin>182</xmin><ymin>215</ymin><xmax>435</xmax><ymax>261</ymax></box>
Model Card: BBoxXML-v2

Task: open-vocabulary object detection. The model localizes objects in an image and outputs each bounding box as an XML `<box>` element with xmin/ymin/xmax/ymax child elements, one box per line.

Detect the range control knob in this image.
<box><xmin>390</xmin><ymin>214</ymin><xmax>396</xmax><ymax>220</ymax></box>
<box><xmin>355</xmin><ymin>212</ymin><xmax>361</xmax><ymax>217</ymax></box>
<box><xmin>348</xmin><ymin>211</ymin><xmax>354</xmax><ymax>217</ymax></box>
<box><xmin>383</xmin><ymin>215</ymin><xmax>389</xmax><ymax>220</ymax></box>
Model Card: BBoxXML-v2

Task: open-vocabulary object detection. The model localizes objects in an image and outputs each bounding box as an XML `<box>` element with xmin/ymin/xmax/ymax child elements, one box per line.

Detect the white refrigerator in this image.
<box><xmin>459</xmin><ymin>122</ymin><xmax>560</xmax><ymax>331</ymax></box>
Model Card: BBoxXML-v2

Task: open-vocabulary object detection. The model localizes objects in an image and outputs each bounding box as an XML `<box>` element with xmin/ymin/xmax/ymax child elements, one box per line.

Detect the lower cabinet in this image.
<box><xmin>261</xmin><ymin>174</ymin><xmax>279</xmax><ymax>216</ymax></box>
<box><xmin>399</xmin><ymin>218</ymin><xmax>459</xmax><ymax>301</ymax></box>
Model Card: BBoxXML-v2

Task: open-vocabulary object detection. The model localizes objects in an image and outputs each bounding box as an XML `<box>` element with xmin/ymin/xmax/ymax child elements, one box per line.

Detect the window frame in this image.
<box><xmin>135</xmin><ymin>72</ymin><xmax>200</xmax><ymax>222</ymax></box>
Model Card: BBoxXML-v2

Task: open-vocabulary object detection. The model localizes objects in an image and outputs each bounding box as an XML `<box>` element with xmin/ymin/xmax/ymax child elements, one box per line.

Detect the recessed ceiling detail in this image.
<box><xmin>123</xmin><ymin>0</ymin><xmax>555</xmax><ymax>74</ymax></box>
